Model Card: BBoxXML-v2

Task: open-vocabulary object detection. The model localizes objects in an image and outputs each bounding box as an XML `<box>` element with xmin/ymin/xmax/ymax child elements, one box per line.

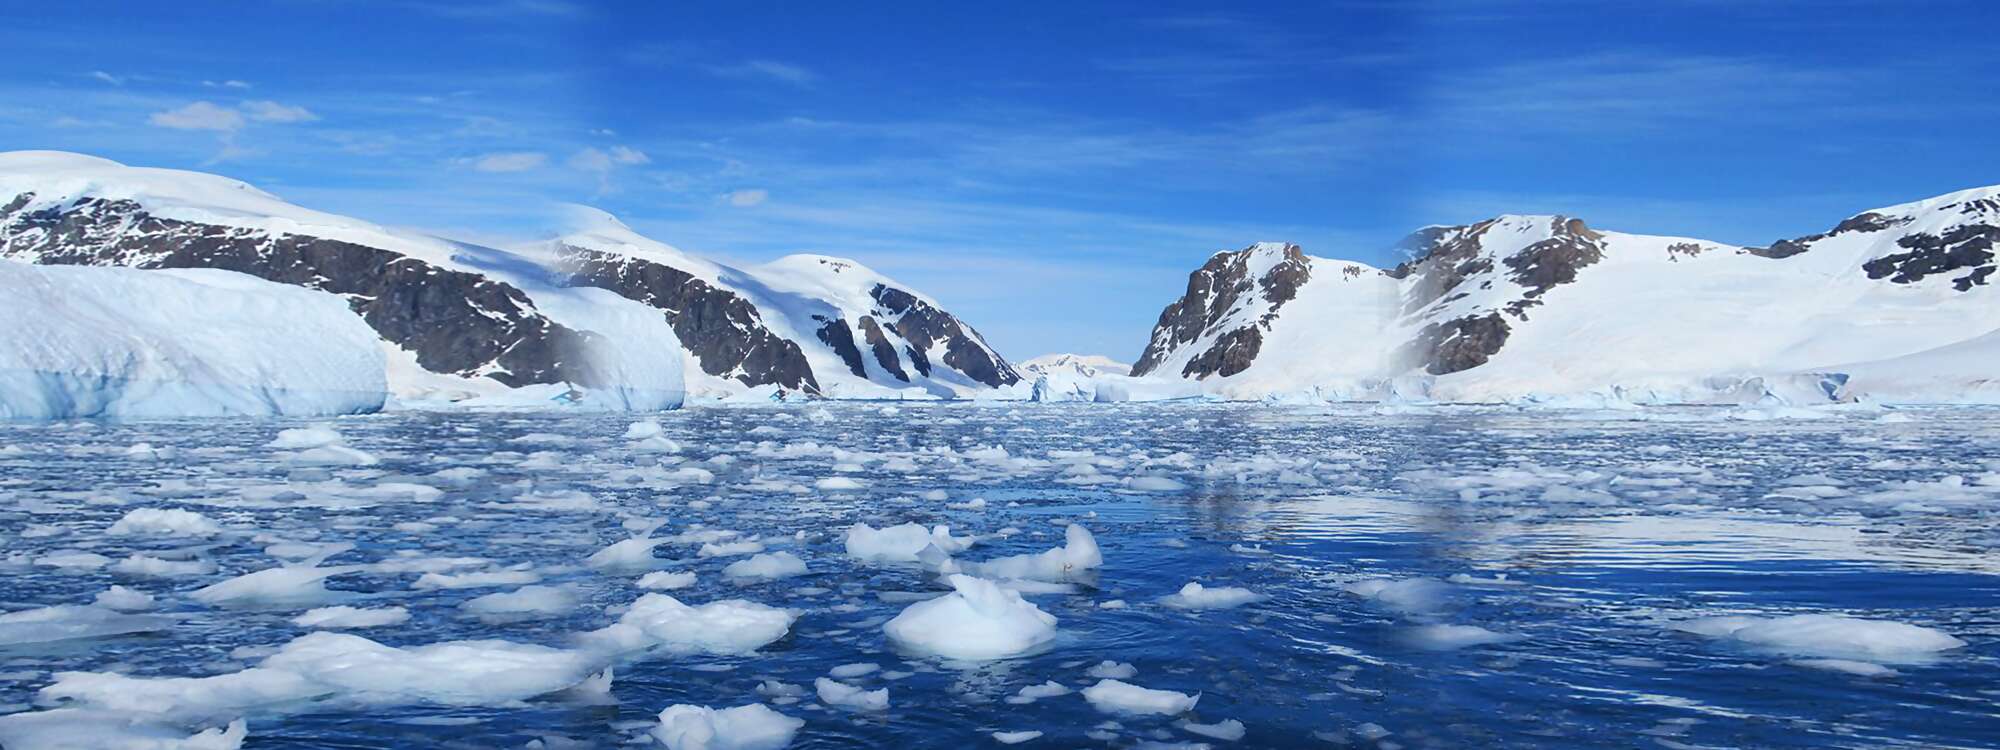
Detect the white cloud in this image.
<box><xmin>468</xmin><ymin>151</ymin><xmax>548</xmax><ymax>172</ymax></box>
<box><xmin>204</xmin><ymin>79</ymin><xmax>253</xmax><ymax>89</ymax></box>
<box><xmin>726</xmin><ymin>189</ymin><xmax>769</xmax><ymax>207</ymax></box>
<box><xmin>242</xmin><ymin>100</ymin><xmax>318</xmax><ymax>123</ymax></box>
<box><xmin>569</xmin><ymin>145</ymin><xmax>649</xmax><ymax>172</ymax></box>
<box><xmin>88</xmin><ymin>70</ymin><xmax>123</xmax><ymax>86</ymax></box>
<box><xmin>148</xmin><ymin>101</ymin><xmax>245</xmax><ymax>132</ymax></box>
<box><xmin>709</xmin><ymin>60</ymin><xmax>818</xmax><ymax>85</ymax></box>
<box><xmin>608</xmin><ymin>145</ymin><xmax>649</xmax><ymax>165</ymax></box>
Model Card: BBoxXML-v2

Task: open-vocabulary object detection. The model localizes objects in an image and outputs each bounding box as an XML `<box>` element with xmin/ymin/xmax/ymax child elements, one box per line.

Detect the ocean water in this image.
<box><xmin>0</xmin><ymin>402</ymin><xmax>1996</xmax><ymax>749</ymax></box>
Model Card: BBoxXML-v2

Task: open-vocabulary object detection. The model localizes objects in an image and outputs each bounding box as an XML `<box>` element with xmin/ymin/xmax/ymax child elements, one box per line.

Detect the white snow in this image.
<box><xmin>1081</xmin><ymin>679</ymin><xmax>1199</xmax><ymax>716</ymax></box>
<box><xmin>0</xmin><ymin>261</ymin><xmax>387</xmax><ymax>418</ymax></box>
<box><xmin>882</xmin><ymin>574</ymin><xmax>1058</xmax><ymax>660</ymax></box>
<box><xmin>652</xmin><ymin>703</ymin><xmax>804</xmax><ymax>750</ymax></box>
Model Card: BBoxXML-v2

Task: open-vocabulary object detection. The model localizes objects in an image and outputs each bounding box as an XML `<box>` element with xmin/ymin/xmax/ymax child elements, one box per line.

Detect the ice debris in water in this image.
<box><xmin>843</xmin><ymin>522</ymin><xmax>975</xmax><ymax>563</ymax></box>
<box><xmin>992</xmin><ymin>730</ymin><xmax>1044</xmax><ymax>744</ymax></box>
<box><xmin>1672</xmin><ymin>614</ymin><xmax>1966</xmax><ymax>661</ymax></box>
<box><xmin>461</xmin><ymin>586</ymin><xmax>578</xmax><ymax>620</ymax></box>
<box><xmin>1005</xmin><ymin>681</ymin><xmax>1073</xmax><ymax>705</ymax></box>
<box><xmin>814</xmin><ymin>677</ymin><xmax>888</xmax><ymax>712</ymax></box>
<box><xmin>636</xmin><ymin>571</ymin><xmax>698</xmax><ymax>590</ymax></box>
<box><xmin>1081</xmin><ymin>679</ymin><xmax>1199</xmax><ymax>715</ymax></box>
<box><xmin>883</xmin><ymin>574</ymin><xmax>1058</xmax><ymax>660</ymax></box>
<box><xmin>578</xmin><ymin>594</ymin><xmax>795</xmax><ymax>657</ymax></box>
<box><xmin>652</xmin><ymin>703</ymin><xmax>804</xmax><ymax>750</ymax></box>
<box><xmin>267</xmin><ymin>425</ymin><xmax>345</xmax><ymax>449</ymax></box>
<box><xmin>0</xmin><ymin>605</ymin><xmax>175</xmax><ymax>646</ymax></box>
<box><xmin>1086</xmin><ymin>660</ymin><xmax>1138</xmax><ymax>679</ymax></box>
<box><xmin>1180</xmin><ymin>718</ymin><xmax>1247</xmax><ymax>741</ymax></box>
<box><xmin>587</xmin><ymin>522</ymin><xmax>669</xmax><ymax>571</ymax></box>
<box><xmin>1342</xmin><ymin>577</ymin><xmax>1451</xmax><ymax>614</ymax></box>
<box><xmin>1157</xmin><ymin>581</ymin><xmax>1262</xmax><ymax>610</ymax></box>
<box><xmin>192</xmin><ymin>563</ymin><xmax>363</xmax><ymax>607</ymax></box>
<box><xmin>292</xmin><ymin>606</ymin><xmax>410</xmax><ymax>630</ymax></box>
<box><xmin>93</xmin><ymin>585</ymin><xmax>155</xmax><ymax>612</ymax></box>
<box><xmin>107</xmin><ymin>508</ymin><xmax>221</xmax><ymax>537</ymax></box>
<box><xmin>624</xmin><ymin>420</ymin><xmax>664</xmax><ymax>440</ymax></box>
<box><xmin>959</xmin><ymin>523</ymin><xmax>1102</xmax><ymax>581</ymax></box>
<box><xmin>41</xmin><ymin>631</ymin><xmax>601</xmax><ymax>719</ymax></box>
<box><xmin>722</xmin><ymin>552</ymin><xmax>807</xmax><ymax>581</ymax></box>
<box><xmin>0</xmin><ymin>710</ymin><xmax>247</xmax><ymax>750</ymax></box>
<box><xmin>1402</xmin><ymin>624</ymin><xmax>1524</xmax><ymax>651</ymax></box>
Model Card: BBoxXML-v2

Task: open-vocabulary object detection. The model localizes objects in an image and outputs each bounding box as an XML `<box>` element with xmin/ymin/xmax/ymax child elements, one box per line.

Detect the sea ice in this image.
<box><xmin>813</xmin><ymin>677</ymin><xmax>888</xmax><ymax>711</ymax></box>
<box><xmin>0</xmin><ymin>605</ymin><xmax>175</xmax><ymax>646</ymax></box>
<box><xmin>462</xmin><ymin>586</ymin><xmax>578</xmax><ymax>619</ymax></box>
<box><xmin>292</xmin><ymin>606</ymin><xmax>411</xmax><ymax>630</ymax></box>
<box><xmin>961</xmin><ymin>524</ymin><xmax>1102</xmax><ymax>581</ymax></box>
<box><xmin>844</xmin><ymin>522</ymin><xmax>975</xmax><ymax>563</ymax></box>
<box><xmin>1081</xmin><ymin>679</ymin><xmax>1199</xmax><ymax>716</ymax></box>
<box><xmin>993</xmin><ymin>730</ymin><xmax>1044</xmax><ymax>744</ymax></box>
<box><xmin>1402</xmin><ymin>624</ymin><xmax>1523</xmax><ymax>651</ymax></box>
<box><xmin>192</xmin><ymin>564</ymin><xmax>362</xmax><ymax>607</ymax></box>
<box><xmin>883</xmin><ymin>574</ymin><xmax>1057</xmax><ymax>660</ymax></box>
<box><xmin>93</xmin><ymin>585</ymin><xmax>156</xmax><ymax>612</ymax></box>
<box><xmin>1342</xmin><ymin>578</ymin><xmax>1451</xmax><ymax>613</ymax></box>
<box><xmin>637</xmin><ymin>571</ymin><xmax>698</xmax><ymax>590</ymax></box>
<box><xmin>107</xmin><ymin>508</ymin><xmax>221</xmax><ymax>537</ymax></box>
<box><xmin>722</xmin><ymin>552</ymin><xmax>807</xmax><ymax>581</ymax></box>
<box><xmin>1157</xmin><ymin>582</ymin><xmax>1262</xmax><ymax>610</ymax></box>
<box><xmin>1086</xmin><ymin>661</ymin><xmax>1138</xmax><ymax>679</ymax></box>
<box><xmin>578</xmin><ymin>594</ymin><xmax>795</xmax><ymax>657</ymax></box>
<box><xmin>652</xmin><ymin>703</ymin><xmax>804</xmax><ymax>750</ymax></box>
<box><xmin>1180</xmin><ymin>718</ymin><xmax>1247</xmax><ymax>741</ymax></box>
<box><xmin>1005</xmin><ymin>681</ymin><xmax>1073</xmax><ymax>705</ymax></box>
<box><xmin>1673</xmin><ymin>614</ymin><xmax>1966</xmax><ymax>661</ymax></box>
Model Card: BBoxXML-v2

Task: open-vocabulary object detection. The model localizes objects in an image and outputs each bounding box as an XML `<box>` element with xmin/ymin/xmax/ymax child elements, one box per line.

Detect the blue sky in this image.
<box><xmin>5</xmin><ymin>1</ymin><xmax>1996</xmax><ymax>360</ymax></box>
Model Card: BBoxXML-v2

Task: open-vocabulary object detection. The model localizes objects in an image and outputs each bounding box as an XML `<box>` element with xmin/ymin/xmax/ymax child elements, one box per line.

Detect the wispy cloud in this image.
<box><xmin>241</xmin><ymin>100</ymin><xmax>318</xmax><ymax>123</ymax></box>
<box><xmin>465</xmin><ymin>151</ymin><xmax>548</xmax><ymax>172</ymax></box>
<box><xmin>725</xmin><ymin>188</ymin><xmax>767</xmax><ymax>207</ymax></box>
<box><xmin>148</xmin><ymin>101</ymin><xmax>244</xmax><ymax>132</ymax></box>
<box><xmin>88</xmin><ymin>70</ymin><xmax>124</xmax><ymax>86</ymax></box>
<box><xmin>706</xmin><ymin>59</ymin><xmax>818</xmax><ymax>86</ymax></box>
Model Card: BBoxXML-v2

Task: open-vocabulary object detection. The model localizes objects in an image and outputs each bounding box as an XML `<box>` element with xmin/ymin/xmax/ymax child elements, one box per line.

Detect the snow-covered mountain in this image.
<box><xmin>1020</xmin><ymin>353</ymin><xmax>1131</xmax><ymax>379</ymax></box>
<box><xmin>1132</xmin><ymin>186</ymin><xmax>2000</xmax><ymax>403</ymax></box>
<box><xmin>549</xmin><ymin>209</ymin><xmax>1019</xmax><ymax>399</ymax></box>
<box><xmin>0</xmin><ymin>150</ymin><xmax>1018</xmax><ymax>409</ymax></box>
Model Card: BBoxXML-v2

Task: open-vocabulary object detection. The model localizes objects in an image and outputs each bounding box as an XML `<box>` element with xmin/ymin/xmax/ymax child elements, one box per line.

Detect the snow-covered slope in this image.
<box><xmin>1132</xmin><ymin>186</ymin><xmax>2000</xmax><ymax>403</ymax></box>
<box><xmin>550</xmin><ymin>208</ymin><xmax>1019</xmax><ymax>399</ymax></box>
<box><xmin>0</xmin><ymin>151</ymin><xmax>684</xmax><ymax>411</ymax></box>
<box><xmin>0</xmin><ymin>260</ymin><xmax>386</xmax><ymax>418</ymax></box>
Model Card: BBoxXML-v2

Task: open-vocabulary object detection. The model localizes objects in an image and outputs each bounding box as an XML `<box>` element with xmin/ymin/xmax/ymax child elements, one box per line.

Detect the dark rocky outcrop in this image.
<box><xmin>1402</xmin><ymin>313</ymin><xmax>1510</xmax><ymax>375</ymax></box>
<box><xmin>557</xmin><ymin>245</ymin><xmax>820</xmax><ymax>392</ymax></box>
<box><xmin>869</xmin><ymin>285</ymin><xmax>1019</xmax><ymax>387</ymax></box>
<box><xmin>856</xmin><ymin>316</ymin><xmax>910</xmax><ymax>382</ymax></box>
<box><xmin>815</xmin><ymin>316</ymin><xmax>867</xmax><ymax>378</ymax></box>
<box><xmin>0</xmin><ymin>195</ymin><xmax>600</xmax><ymax>387</ymax></box>
<box><xmin>1861</xmin><ymin>224</ymin><xmax>1996</xmax><ymax>291</ymax></box>
<box><xmin>1132</xmin><ymin>243</ymin><xmax>1311</xmax><ymax>377</ymax></box>
<box><xmin>1749</xmin><ymin>211</ymin><xmax>1915</xmax><ymax>259</ymax></box>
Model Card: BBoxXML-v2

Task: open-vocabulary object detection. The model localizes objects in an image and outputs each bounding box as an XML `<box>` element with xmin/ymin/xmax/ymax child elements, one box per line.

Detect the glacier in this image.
<box><xmin>0</xmin><ymin>260</ymin><xmax>386</xmax><ymax>418</ymax></box>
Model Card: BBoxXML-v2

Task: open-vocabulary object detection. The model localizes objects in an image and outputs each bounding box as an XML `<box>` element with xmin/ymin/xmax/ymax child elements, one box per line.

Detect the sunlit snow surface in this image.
<box><xmin>0</xmin><ymin>402</ymin><xmax>1996</xmax><ymax>748</ymax></box>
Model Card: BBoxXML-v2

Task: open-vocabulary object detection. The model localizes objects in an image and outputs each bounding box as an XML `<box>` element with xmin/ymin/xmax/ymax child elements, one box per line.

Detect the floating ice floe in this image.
<box><xmin>41</xmin><ymin>631</ymin><xmax>601</xmax><ymax>719</ymax></box>
<box><xmin>578</xmin><ymin>594</ymin><xmax>795</xmax><ymax>657</ymax></box>
<box><xmin>652</xmin><ymin>703</ymin><xmax>804</xmax><ymax>750</ymax></box>
<box><xmin>1401</xmin><ymin>624</ymin><xmax>1523</xmax><ymax>651</ymax></box>
<box><xmin>1180</xmin><ymin>718</ymin><xmax>1247</xmax><ymax>741</ymax></box>
<box><xmin>1005</xmin><ymin>681</ymin><xmax>1073</xmax><ymax>705</ymax></box>
<box><xmin>1342</xmin><ymin>578</ymin><xmax>1451</xmax><ymax>614</ymax></box>
<box><xmin>637</xmin><ymin>571</ymin><xmax>698</xmax><ymax>590</ymax></box>
<box><xmin>93</xmin><ymin>585</ymin><xmax>155</xmax><ymax>612</ymax></box>
<box><xmin>462</xmin><ymin>586</ymin><xmax>578</xmax><ymax>620</ymax></box>
<box><xmin>1086</xmin><ymin>661</ymin><xmax>1137</xmax><ymax>680</ymax></box>
<box><xmin>112</xmin><ymin>554</ymin><xmax>218</xmax><ymax>578</ymax></box>
<box><xmin>624</xmin><ymin>420</ymin><xmax>664</xmax><ymax>440</ymax></box>
<box><xmin>883</xmin><ymin>575</ymin><xmax>1057</xmax><ymax>660</ymax></box>
<box><xmin>413</xmin><ymin>568</ymin><xmax>541</xmax><ymax>590</ymax></box>
<box><xmin>107</xmin><ymin>508</ymin><xmax>221</xmax><ymax>537</ymax></box>
<box><xmin>1081</xmin><ymin>679</ymin><xmax>1199</xmax><ymax>715</ymax></box>
<box><xmin>698</xmin><ymin>540</ymin><xmax>766</xmax><ymax>558</ymax></box>
<box><xmin>814</xmin><ymin>677</ymin><xmax>888</xmax><ymax>711</ymax></box>
<box><xmin>992</xmin><ymin>730</ymin><xmax>1043</xmax><ymax>744</ymax></box>
<box><xmin>1157</xmin><ymin>582</ymin><xmax>1262</xmax><ymax>610</ymax></box>
<box><xmin>843</xmin><ymin>522</ymin><xmax>976</xmax><ymax>563</ymax></box>
<box><xmin>1672</xmin><ymin>614</ymin><xmax>1966</xmax><ymax>661</ymax></box>
<box><xmin>193</xmin><ymin>564</ymin><xmax>364</xmax><ymax>607</ymax></box>
<box><xmin>723</xmin><ymin>552</ymin><xmax>807</xmax><ymax>581</ymax></box>
<box><xmin>0</xmin><ymin>605</ymin><xmax>175</xmax><ymax>646</ymax></box>
<box><xmin>292</xmin><ymin>606</ymin><xmax>410</xmax><ymax>630</ymax></box>
<box><xmin>268</xmin><ymin>425</ymin><xmax>345</xmax><ymax>449</ymax></box>
<box><xmin>960</xmin><ymin>524</ymin><xmax>1102</xmax><ymax>582</ymax></box>
<box><xmin>0</xmin><ymin>709</ymin><xmax>246</xmax><ymax>750</ymax></box>
<box><xmin>587</xmin><ymin>525</ymin><xmax>669</xmax><ymax>571</ymax></box>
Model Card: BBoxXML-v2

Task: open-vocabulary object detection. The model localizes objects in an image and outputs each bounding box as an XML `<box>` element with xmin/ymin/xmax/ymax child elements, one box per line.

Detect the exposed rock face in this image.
<box><xmin>868</xmin><ymin>285</ymin><xmax>1019</xmax><ymax>387</ymax></box>
<box><xmin>556</xmin><ymin>244</ymin><xmax>820</xmax><ymax>392</ymax></box>
<box><xmin>1402</xmin><ymin>313</ymin><xmax>1510</xmax><ymax>375</ymax></box>
<box><xmin>1863</xmin><ymin>224</ymin><xmax>1996</xmax><ymax>291</ymax></box>
<box><xmin>1133</xmin><ymin>243</ymin><xmax>1311</xmax><ymax>377</ymax></box>
<box><xmin>0</xmin><ymin>195</ymin><xmax>598</xmax><ymax>387</ymax></box>
<box><xmin>856</xmin><ymin>316</ymin><xmax>909</xmax><ymax>382</ymax></box>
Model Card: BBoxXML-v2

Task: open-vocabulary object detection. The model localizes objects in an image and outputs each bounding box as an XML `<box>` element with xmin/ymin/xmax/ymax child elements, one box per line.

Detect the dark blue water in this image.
<box><xmin>0</xmin><ymin>403</ymin><xmax>1995</xmax><ymax>749</ymax></box>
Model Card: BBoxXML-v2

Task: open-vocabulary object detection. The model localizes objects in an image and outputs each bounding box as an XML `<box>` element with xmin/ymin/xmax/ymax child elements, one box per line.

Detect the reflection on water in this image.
<box><xmin>0</xmin><ymin>402</ymin><xmax>1994</xmax><ymax>749</ymax></box>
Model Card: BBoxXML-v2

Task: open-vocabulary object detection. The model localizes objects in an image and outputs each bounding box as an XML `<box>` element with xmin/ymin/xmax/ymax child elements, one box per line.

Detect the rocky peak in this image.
<box><xmin>1132</xmin><ymin>241</ymin><xmax>1312</xmax><ymax>378</ymax></box>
